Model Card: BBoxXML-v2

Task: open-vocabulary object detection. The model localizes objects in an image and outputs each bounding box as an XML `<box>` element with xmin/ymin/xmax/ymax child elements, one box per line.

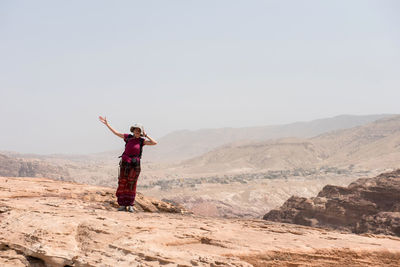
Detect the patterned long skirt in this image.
<box><xmin>116</xmin><ymin>161</ymin><xmax>141</xmax><ymax>206</ymax></box>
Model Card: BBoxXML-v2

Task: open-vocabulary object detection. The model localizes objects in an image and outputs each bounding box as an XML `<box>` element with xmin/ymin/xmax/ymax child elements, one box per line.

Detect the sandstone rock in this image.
<box><xmin>263</xmin><ymin>169</ymin><xmax>400</xmax><ymax>236</ymax></box>
<box><xmin>356</xmin><ymin>212</ymin><xmax>400</xmax><ymax>236</ymax></box>
<box><xmin>1</xmin><ymin>176</ymin><xmax>400</xmax><ymax>266</ymax></box>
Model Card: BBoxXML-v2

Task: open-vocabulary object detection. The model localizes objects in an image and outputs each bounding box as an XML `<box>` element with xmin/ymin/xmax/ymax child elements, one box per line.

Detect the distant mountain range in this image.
<box><xmin>1</xmin><ymin>114</ymin><xmax>397</xmax><ymax>181</ymax></box>
<box><xmin>154</xmin><ymin>115</ymin><xmax>400</xmax><ymax>177</ymax></box>
<box><xmin>143</xmin><ymin>114</ymin><xmax>393</xmax><ymax>162</ymax></box>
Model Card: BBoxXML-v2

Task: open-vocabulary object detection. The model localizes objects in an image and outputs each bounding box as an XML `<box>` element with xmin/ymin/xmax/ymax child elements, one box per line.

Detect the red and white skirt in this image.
<box><xmin>116</xmin><ymin>160</ymin><xmax>141</xmax><ymax>206</ymax></box>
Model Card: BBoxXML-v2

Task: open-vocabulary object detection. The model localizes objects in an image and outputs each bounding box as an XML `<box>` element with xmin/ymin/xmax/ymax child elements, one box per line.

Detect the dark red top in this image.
<box><xmin>121</xmin><ymin>134</ymin><xmax>145</xmax><ymax>163</ymax></box>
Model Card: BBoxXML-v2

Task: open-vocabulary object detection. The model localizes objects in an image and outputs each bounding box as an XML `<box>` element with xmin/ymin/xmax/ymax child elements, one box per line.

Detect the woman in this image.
<box><xmin>99</xmin><ymin>116</ymin><xmax>158</xmax><ymax>212</ymax></box>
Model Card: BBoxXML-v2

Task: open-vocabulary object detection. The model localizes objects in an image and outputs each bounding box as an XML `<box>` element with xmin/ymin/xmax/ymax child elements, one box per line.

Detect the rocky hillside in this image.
<box><xmin>263</xmin><ymin>169</ymin><xmax>400</xmax><ymax>237</ymax></box>
<box><xmin>0</xmin><ymin>154</ymin><xmax>69</xmax><ymax>179</ymax></box>
<box><xmin>168</xmin><ymin>115</ymin><xmax>400</xmax><ymax>176</ymax></box>
<box><xmin>141</xmin><ymin>114</ymin><xmax>393</xmax><ymax>162</ymax></box>
<box><xmin>312</xmin><ymin>115</ymin><xmax>400</xmax><ymax>169</ymax></box>
<box><xmin>1</xmin><ymin>176</ymin><xmax>400</xmax><ymax>266</ymax></box>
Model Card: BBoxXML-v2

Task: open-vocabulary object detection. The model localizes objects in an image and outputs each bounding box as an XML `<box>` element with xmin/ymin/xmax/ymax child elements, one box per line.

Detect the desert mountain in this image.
<box><xmin>166</xmin><ymin>115</ymin><xmax>400</xmax><ymax>176</ymax></box>
<box><xmin>1</xmin><ymin>176</ymin><xmax>400</xmax><ymax>266</ymax></box>
<box><xmin>263</xmin><ymin>169</ymin><xmax>400</xmax><ymax>237</ymax></box>
<box><xmin>1</xmin><ymin>114</ymin><xmax>394</xmax><ymax>179</ymax></box>
<box><xmin>141</xmin><ymin>114</ymin><xmax>393</xmax><ymax>162</ymax></box>
<box><xmin>312</xmin><ymin>115</ymin><xmax>400</xmax><ymax>169</ymax></box>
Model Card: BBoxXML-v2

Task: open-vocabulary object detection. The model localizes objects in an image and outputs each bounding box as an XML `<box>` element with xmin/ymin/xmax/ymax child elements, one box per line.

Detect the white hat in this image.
<box><xmin>130</xmin><ymin>123</ymin><xmax>144</xmax><ymax>135</ymax></box>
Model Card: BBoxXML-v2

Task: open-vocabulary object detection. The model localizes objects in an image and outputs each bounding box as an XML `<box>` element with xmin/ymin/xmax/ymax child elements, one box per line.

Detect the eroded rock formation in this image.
<box><xmin>264</xmin><ymin>169</ymin><xmax>400</xmax><ymax>236</ymax></box>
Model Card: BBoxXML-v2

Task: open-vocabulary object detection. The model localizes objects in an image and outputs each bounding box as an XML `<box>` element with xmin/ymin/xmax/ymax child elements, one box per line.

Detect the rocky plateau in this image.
<box><xmin>1</xmin><ymin>176</ymin><xmax>400</xmax><ymax>266</ymax></box>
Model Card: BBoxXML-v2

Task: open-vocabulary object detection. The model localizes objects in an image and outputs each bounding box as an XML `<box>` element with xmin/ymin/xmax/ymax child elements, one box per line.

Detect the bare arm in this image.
<box><xmin>143</xmin><ymin>132</ymin><xmax>158</xmax><ymax>145</ymax></box>
<box><xmin>99</xmin><ymin>116</ymin><xmax>124</xmax><ymax>139</ymax></box>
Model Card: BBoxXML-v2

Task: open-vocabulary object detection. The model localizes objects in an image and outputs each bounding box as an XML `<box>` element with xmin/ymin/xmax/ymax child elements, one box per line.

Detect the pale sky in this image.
<box><xmin>1</xmin><ymin>0</ymin><xmax>399</xmax><ymax>154</ymax></box>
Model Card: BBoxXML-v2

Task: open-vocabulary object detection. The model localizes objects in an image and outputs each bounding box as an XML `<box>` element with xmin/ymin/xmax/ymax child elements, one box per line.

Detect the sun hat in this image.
<box><xmin>130</xmin><ymin>123</ymin><xmax>145</xmax><ymax>135</ymax></box>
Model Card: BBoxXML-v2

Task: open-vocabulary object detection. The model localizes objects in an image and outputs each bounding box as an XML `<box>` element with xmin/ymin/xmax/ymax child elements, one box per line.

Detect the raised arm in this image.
<box><xmin>99</xmin><ymin>116</ymin><xmax>124</xmax><ymax>139</ymax></box>
<box><xmin>143</xmin><ymin>131</ymin><xmax>158</xmax><ymax>146</ymax></box>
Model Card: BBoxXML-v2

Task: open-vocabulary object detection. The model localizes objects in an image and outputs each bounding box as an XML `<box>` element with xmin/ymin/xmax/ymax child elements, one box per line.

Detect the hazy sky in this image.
<box><xmin>1</xmin><ymin>0</ymin><xmax>399</xmax><ymax>154</ymax></box>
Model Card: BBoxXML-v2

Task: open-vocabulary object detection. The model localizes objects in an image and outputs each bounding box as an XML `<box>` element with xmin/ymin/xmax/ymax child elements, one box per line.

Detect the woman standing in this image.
<box><xmin>99</xmin><ymin>116</ymin><xmax>158</xmax><ymax>212</ymax></box>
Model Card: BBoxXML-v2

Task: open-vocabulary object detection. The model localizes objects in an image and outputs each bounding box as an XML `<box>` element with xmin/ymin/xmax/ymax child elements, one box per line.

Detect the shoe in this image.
<box><xmin>127</xmin><ymin>206</ymin><xmax>134</xmax><ymax>213</ymax></box>
<box><xmin>118</xmin><ymin>206</ymin><xmax>126</xmax><ymax>211</ymax></box>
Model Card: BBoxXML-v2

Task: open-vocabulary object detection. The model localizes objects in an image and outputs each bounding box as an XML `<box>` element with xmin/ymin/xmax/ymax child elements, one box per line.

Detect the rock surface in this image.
<box><xmin>263</xmin><ymin>170</ymin><xmax>400</xmax><ymax>237</ymax></box>
<box><xmin>1</xmin><ymin>176</ymin><xmax>400</xmax><ymax>266</ymax></box>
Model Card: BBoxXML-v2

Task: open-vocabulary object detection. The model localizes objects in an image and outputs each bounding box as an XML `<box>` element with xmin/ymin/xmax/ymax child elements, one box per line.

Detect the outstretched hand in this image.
<box><xmin>99</xmin><ymin>116</ymin><xmax>108</xmax><ymax>125</ymax></box>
